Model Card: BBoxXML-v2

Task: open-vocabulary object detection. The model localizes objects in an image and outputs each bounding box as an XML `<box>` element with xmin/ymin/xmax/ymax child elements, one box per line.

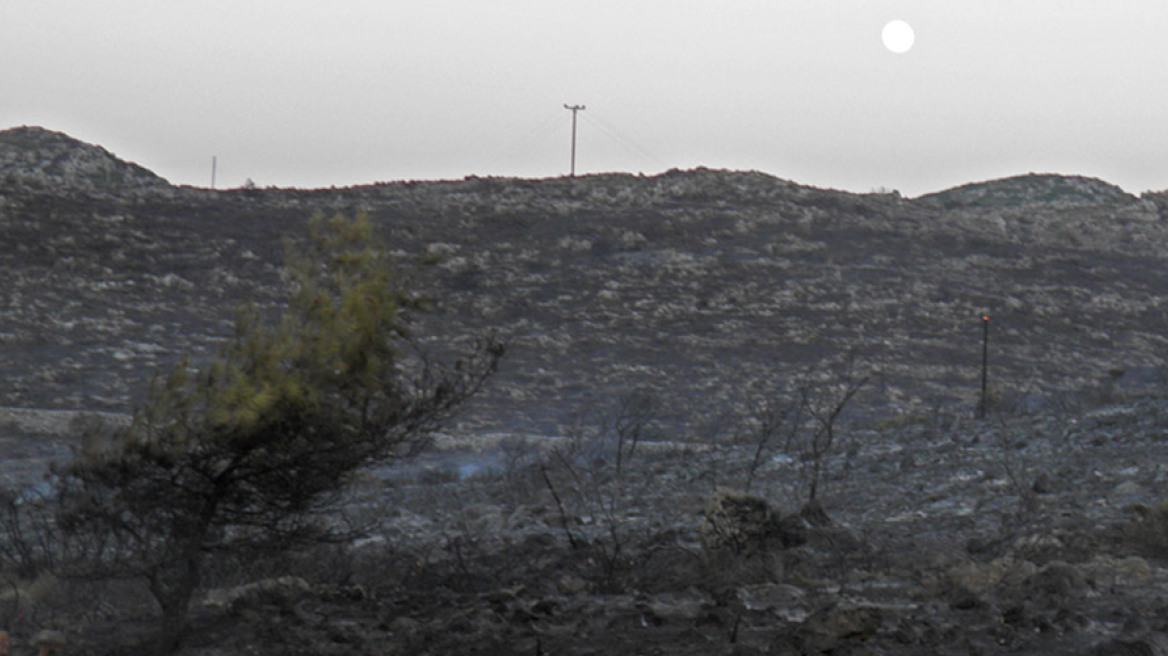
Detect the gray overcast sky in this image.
<box><xmin>4</xmin><ymin>1</ymin><xmax>1167</xmax><ymax>196</ymax></box>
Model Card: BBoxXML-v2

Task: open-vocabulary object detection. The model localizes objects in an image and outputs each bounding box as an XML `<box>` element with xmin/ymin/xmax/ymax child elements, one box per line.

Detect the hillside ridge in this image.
<box><xmin>0</xmin><ymin>125</ymin><xmax>170</xmax><ymax>193</ymax></box>
<box><xmin>3</xmin><ymin>126</ymin><xmax>1168</xmax><ymax>428</ymax></box>
<box><xmin>2</xmin><ymin>125</ymin><xmax>1162</xmax><ymax>206</ymax></box>
<box><xmin>917</xmin><ymin>172</ymin><xmax>1138</xmax><ymax>209</ymax></box>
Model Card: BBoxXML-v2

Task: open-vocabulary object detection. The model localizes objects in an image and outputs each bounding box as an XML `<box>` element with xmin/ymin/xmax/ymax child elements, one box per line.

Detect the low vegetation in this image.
<box><xmin>1</xmin><ymin>213</ymin><xmax>503</xmax><ymax>652</ymax></box>
<box><xmin>5</xmin><ymin>131</ymin><xmax>1168</xmax><ymax>653</ymax></box>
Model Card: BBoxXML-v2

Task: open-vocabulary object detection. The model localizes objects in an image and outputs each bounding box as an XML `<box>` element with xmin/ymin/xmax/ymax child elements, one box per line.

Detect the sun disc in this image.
<box><xmin>881</xmin><ymin>19</ymin><xmax>915</xmax><ymax>54</ymax></box>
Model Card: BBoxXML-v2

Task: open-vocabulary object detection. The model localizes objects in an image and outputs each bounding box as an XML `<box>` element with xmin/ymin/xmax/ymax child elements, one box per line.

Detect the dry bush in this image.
<box><xmin>732</xmin><ymin>355</ymin><xmax>871</xmax><ymax>513</ymax></box>
<box><xmin>536</xmin><ymin>390</ymin><xmax>687</xmax><ymax>592</ymax></box>
<box><xmin>494</xmin><ymin>435</ymin><xmax>546</xmax><ymax>506</ymax></box>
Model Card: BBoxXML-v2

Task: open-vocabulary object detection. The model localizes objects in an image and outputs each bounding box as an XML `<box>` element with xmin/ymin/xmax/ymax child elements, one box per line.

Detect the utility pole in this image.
<box><xmin>211</xmin><ymin>156</ymin><xmax>217</xmax><ymax>190</ymax></box>
<box><xmin>978</xmin><ymin>315</ymin><xmax>989</xmax><ymax>418</ymax></box>
<box><xmin>563</xmin><ymin>104</ymin><xmax>585</xmax><ymax>177</ymax></box>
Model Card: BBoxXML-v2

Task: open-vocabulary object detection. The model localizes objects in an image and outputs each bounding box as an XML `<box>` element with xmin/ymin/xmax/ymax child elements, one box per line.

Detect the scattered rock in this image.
<box><xmin>1032</xmin><ymin>472</ymin><xmax>1055</xmax><ymax>494</ymax></box>
<box><xmin>202</xmin><ymin>576</ymin><xmax>312</xmax><ymax>612</ymax></box>
<box><xmin>8</xmin><ymin>130</ymin><xmax>1168</xmax><ymax>656</ymax></box>
<box><xmin>699</xmin><ymin>488</ymin><xmax>795</xmax><ymax>555</ymax></box>
<box><xmin>947</xmin><ymin>586</ymin><xmax>987</xmax><ymax>611</ymax></box>
<box><xmin>645</xmin><ymin>591</ymin><xmax>713</xmax><ymax>623</ymax></box>
<box><xmin>387</xmin><ymin>615</ymin><xmax>421</xmax><ymax>636</ymax></box>
<box><xmin>1113</xmin><ymin>480</ymin><xmax>1147</xmax><ymax>500</ymax></box>
<box><xmin>1022</xmin><ymin>561</ymin><xmax>1087</xmax><ymax>599</ymax></box>
<box><xmin>796</xmin><ymin>603</ymin><xmax>883</xmax><ymax>653</ymax></box>
<box><xmin>556</xmin><ymin>574</ymin><xmax>589</xmax><ymax>595</ymax></box>
<box><xmin>1002</xmin><ymin>600</ymin><xmax>1035</xmax><ymax>628</ymax></box>
<box><xmin>945</xmin><ymin>557</ymin><xmax>1037</xmax><ymax>593</ymax></box>
<box><xmin>1081</xmin><ymin>555</ymin><xmax>1152</xmax><ymax>587</ymax></box>
<box><xmin>799</xmin><ymin>499</ymin><xmax>832</xmax><ymax>528</ymax></box>
<box><xmin>737</xmin><ymin>583</ymin><xmax>808</xmax><ymax>613</ymax></box>
<box><xmin>1086</xmin><ymin>633</ymin><xmax>1168</xmax><ymax>656</ymax></box>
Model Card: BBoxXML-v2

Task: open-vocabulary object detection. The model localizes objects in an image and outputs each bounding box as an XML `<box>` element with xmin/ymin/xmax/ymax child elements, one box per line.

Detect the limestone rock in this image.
<box><xmin>1087</xmin><ymin>633</ymin><xmax>1168</xmax><ymax>656</ymax></box>
<box><xmin>699</xmin><ymin>488</ymin><xmax>798</xmax><ymax>555</ymax></box>
<box><xmin>0</xmin><ymin>126</ymin><xmax>170</xmax><ymax>193</ymax></box>
<box><xmin>202</xmin><ymin>576</ymin><xmax>312</xmax><ymax>612</ymax></box>
<box><xmin>1022</xmin><ymin>561</ymin><xmax>1088</xmax><ymax>599</ymax></box>
<box><xmin>774</xmin><ymin>603</ymin><xmax>883</xmax><ymax>654</ymax></box>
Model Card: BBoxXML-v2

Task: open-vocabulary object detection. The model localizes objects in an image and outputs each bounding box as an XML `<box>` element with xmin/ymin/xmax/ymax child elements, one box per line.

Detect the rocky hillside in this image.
<box><xmin>0</xmin><ymin>126</ymin><xmax>169</xmax><ymax>193</ymax></box>
<box><xmin>918</xmin><ymin>173</ymin><xmax>1137</xmax><ymax>209</ymax></box>
<box><xmin>8</xmin><ymin>129</ymin><xmax>1168</xmax><ymax>656</ymax></box>
<box><xmin>3</xmin><ymin>128</ymin><xmax>1168</xmax><ymax>437</ymax></box>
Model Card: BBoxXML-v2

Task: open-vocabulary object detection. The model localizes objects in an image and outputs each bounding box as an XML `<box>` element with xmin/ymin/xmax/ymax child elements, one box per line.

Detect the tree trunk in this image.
<box><xmin>149</xmin><ymin>547</ymin><xmax>204</xmax><ymax>654</ymax></box>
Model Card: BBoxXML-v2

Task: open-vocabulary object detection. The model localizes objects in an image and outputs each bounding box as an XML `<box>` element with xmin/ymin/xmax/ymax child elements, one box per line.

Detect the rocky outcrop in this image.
<box><xmin>918</xmin><ymin>172</ymin><xmax>1136</xmax><ymax>209</ymax></box>
<box><xmin>699</xmin><ymin>488</ymin><xmax>803</xmax><ymax>554</ymax></box>
<box><xmin>0</xmin><ymin>126</ymin><xmax>170</xmax><ymax>194</ymax></box>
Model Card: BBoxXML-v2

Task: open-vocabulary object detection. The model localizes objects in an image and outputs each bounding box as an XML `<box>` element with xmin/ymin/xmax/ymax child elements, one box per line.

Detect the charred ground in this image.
<box><xmin>4</xmin><ymin>127</ymin><xmax>1168</xmax><ymax>654</ymax></box>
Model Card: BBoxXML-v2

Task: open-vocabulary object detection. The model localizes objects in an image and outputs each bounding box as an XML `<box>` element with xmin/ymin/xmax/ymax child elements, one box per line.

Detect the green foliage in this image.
<box><xmin>45</xmin><ymin>211</ymin><xmax>504</xmax><ymax>651</ymax></box>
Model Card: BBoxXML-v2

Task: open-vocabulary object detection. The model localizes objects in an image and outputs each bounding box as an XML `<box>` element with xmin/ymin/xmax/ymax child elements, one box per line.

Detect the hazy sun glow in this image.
<box><xmin>882</xmin><ymin>19</ymin><xmax>915</xmax><ymax>54</ymax></box>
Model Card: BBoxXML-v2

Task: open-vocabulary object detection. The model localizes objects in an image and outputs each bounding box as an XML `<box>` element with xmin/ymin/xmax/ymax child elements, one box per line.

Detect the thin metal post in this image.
<box><xmin>979</xmin><ymin>315</ymin><xmax>989</xmax><ymax>418</ymax></box>
<box><xmin>211</xmin><ymin>156</ymin><xmax>217</xmax><ymax>190</ymax></box>
<box><xmin>563</xmin><ymin>104</ymin><xmax>585</xmax><ymax>176</ymax></box>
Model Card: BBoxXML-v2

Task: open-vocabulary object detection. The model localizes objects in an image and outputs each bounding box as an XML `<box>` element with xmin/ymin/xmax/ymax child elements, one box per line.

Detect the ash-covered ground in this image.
<box><xmin>5</xmin><ymin>128</ymin><xmax>1168</xmax><ymax>653</ymax></box>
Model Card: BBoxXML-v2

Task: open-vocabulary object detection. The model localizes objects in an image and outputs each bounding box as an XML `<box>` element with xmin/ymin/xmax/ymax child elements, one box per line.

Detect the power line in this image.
<box><xmin>581</xmin><ymin>111</ymin><xmax>663</xmax><ymax>170</ymax></box>
<box><xmin>484</xmin><ymin>110</ymin><xmax>563</xmax><ymax>175</ymax></box>
<box><xmin>488</xmin><ymin>104</ymin><xmax>662</xmax><ymax>178</ymax></box>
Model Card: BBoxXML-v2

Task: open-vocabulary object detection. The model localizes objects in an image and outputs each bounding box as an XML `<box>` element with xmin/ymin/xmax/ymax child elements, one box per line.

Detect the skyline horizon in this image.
<box><xmin>3</xmin><ymin>122</ymin><xmax>1161</xmax><ymax>200</ymax></box>
<box><xmin>7</xmin><ymin>3</ymin><xmax>1168</xmax><ymax>199</ymax></box>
